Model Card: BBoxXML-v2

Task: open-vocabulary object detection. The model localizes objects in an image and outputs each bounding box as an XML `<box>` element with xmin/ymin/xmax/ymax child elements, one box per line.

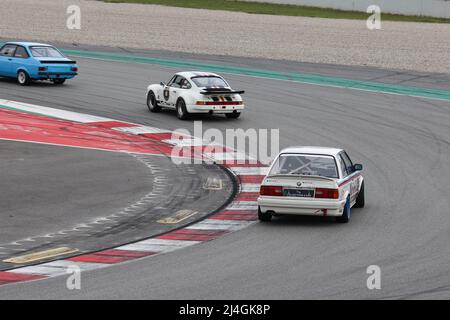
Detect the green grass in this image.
<box><xmin>103</xmin><ymin>0</ymin><xmax>450</xmax><ymax>23</ymax></box>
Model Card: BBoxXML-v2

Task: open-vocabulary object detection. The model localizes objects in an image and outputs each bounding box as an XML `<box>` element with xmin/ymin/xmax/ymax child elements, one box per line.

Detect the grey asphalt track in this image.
<box><xmin>0</xmin><ymin>140</ymin><xmax>153</xmax><ymax>249</ymax></box>
<box><xmin>0</xmin><ymin>139</ymin><xmax>233</xmax><ymax>271</ymax></box>
<box><xmin>0</xmin><ymin>50</ymin><xmax>449</xmax><ymax>299</ymax></box>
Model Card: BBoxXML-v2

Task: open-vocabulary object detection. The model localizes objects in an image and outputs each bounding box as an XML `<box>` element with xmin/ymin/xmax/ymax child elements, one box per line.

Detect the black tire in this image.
<box><xmin>176</xmin><ymin>98</ymin><xmax>189</xmax><ymax>120</ymax></box>
<box><xmin>337</xmin><ymin>197</ymin><xmax>351</xmax><ymax>223</ymax></box>
<box><xmin>354</xmin><ymin>181</ymin><xmax>365</xmax><ymax>208</ymax></box>
<box><xmin>225</xmin><ymin>112</ymin><xmax>241</xmax><ymax>119</ymax></box>
<box><xmin>17</xmin><ymin>70</ymin><xmax>31</xmax><ymax>86</ymax></box>
<box><xmin>258</xmin><ymin>206</ymin><xmax>272</xmax><ymax>222</ymax></box>
<box><xmin>52</xmin><ymin>78</ymin><xmax>66</xmax><ymax>85</ymax></box>
<box><xmin>147</xmin><ymin>91</ymin><xmax>161</xmax><ymax>113</ymax></box>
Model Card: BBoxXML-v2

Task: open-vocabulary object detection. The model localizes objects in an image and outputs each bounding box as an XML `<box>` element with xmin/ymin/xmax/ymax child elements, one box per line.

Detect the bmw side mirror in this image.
<box><xmin>353</xmin><ymin>164</ymin><xmax>363</xmax><ymax>171</ymax></box>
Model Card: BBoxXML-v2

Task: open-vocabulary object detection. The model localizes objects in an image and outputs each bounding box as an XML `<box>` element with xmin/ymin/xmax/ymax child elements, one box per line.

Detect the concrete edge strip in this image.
<box><xmin>0</xmin><ymin>99</ymin><xmax>266</xmax><ymax>286</ymax></box>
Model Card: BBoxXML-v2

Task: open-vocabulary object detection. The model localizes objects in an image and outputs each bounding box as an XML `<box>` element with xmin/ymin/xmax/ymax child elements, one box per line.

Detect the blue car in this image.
<box><xmin>0</xmin><ymin>42</ymin><xmax>78</xmax><ymax>86</ymax></box>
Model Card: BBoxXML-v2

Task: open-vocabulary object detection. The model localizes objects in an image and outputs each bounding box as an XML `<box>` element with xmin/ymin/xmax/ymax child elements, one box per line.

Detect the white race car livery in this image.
<box><xmin>146</xmin><ymin>71</ymin><xmax>245</xmax><ymax>120</ymax></box>
<box><xmin>257</xmin><ymin>146</ymin><xmax>365</xmax><ymax>223</ymax></box>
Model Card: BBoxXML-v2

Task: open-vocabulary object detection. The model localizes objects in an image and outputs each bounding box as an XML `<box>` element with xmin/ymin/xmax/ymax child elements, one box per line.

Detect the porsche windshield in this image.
<box><xmin>30</xmin><ymin>46</ymin><xmax>65</xmax><ymax>58</ymax></box>
<box><xmin>191</xmin><ymin>76</ymin><xmax>228</xmax><ymax>88</ymax></box>
<box><xmin>269</xmin><ymin>154</ymin><xmax>338</xmax><ymax>178</ymax></box>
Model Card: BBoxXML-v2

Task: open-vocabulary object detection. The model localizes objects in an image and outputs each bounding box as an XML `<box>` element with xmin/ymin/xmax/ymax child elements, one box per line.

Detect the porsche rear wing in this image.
<box><xmin>200</xmin><ymin>89</ymin><xmax>245</xmax><ymax>95</ymax></box>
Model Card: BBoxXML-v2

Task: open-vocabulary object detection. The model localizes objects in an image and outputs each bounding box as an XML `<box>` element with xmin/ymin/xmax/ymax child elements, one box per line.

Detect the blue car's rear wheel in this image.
<box><xmin>17</xmin><ymin>70</ymin><xmax>31</xmax><ymax>86</ymax></box>
<box><xmin>52</xmin><ymin>78</ymin><xmax>66</xmax><ymax>85</ymax></box>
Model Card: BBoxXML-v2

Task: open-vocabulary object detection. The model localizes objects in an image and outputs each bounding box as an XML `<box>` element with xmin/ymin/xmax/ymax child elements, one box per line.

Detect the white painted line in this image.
<box><xmin>138</xmin><ymin>239</ymin><xmax>200</xmax><ymax>246</ymax></box>
<box><xmin>229</xmin><ymin>167</ymin><xmax>270</xmax><ymax>175</ymax></box>
<box><xmin>240</xmin><ymin>183</ymin><xmax>261</xmax><ymax>193</ymax></box>
<box><xmin>0</xmin><ymin>100</ymin><xmax>111</xmax><ymax>123</ymax></box>
<box><xmin>7</xmin><ymin>265</ymin><xmax>67</xmax><ymax>277</ymax></box>
<box><xmin>113</xmin><ymin>126</ymin><xmax>172</xmax><ymax>135</ymax></box>
<box><xmin>44</xmin><ymin>260</ymin><xmax>109</xmax><ymax>271</ymax></box>
<box><xmin>187</xmin><ymin>219</ymin><xmax>254</xmax><ymax>231</ymax></box>
<box><xmin>7</xmin><ymin>260</ymin><xmax>109</xmax><ymax>276</ymax></box>
<box><xmin>162</xmin><ymin>138</ymin><xmax>207</xmax><ymax>147</ymax></box>
<box><xmin>162</xmin><ymin>139</ymin><xmax>228</xmax><ymax>150</ymax></box>
<box><xmin>117</xmin><ymin>239</ymin><xmax>200</xmax><ymax>253</ymax></box>
<box><xmin>226</xmin><ymin>201</ymin><xmax>258</xmax><ymax>210</ymax></box>
<box><xmin>204</xmin><ymin>151</ymin><xmax>256</xmax><ymax>161</ymax></box>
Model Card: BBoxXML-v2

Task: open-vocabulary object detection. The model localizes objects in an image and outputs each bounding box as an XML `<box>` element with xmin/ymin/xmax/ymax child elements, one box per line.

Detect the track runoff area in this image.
<box><xmin>0</xmin><ymin>99</ymin><xmax>266</xmax><ymax>286</ymax></box>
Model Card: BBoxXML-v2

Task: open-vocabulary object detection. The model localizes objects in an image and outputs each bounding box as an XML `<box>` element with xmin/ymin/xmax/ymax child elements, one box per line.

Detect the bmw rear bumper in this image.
<box><xmin>258</xmin><ymin>196</ymin><xmax>347</xmax><ymax>216</ymax></box>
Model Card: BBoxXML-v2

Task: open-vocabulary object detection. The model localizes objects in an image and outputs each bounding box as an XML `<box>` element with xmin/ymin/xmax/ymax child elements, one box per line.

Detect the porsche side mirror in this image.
<box><xmin>353</xmin><ymin>164</ymin><xmax>363</xmax><ymax>171</ymax></box>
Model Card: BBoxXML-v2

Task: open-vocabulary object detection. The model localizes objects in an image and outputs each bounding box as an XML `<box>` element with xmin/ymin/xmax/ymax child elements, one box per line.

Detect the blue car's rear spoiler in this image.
<box><xmin>39</xmin><ymin>60</ymin><xmax>76</xmax><ymax>64</ymax></box>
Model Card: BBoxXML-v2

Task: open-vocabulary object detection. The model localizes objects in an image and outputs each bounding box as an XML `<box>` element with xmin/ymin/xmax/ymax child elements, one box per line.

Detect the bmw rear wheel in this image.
<box><xmin>176</xmin><ymin>99</ymin><xmax>189</xmax><ymax>120</ymax></box>
<box><xmin>258</xmin><ymin>206</ymin><xmax>272</xmax><ymax>222</ymax></box>
<box><xmin>337</xmin><ymin>197</ymin><xmax>351</xmax><ymax>223</ymax></box>
<box><xmin>354</xmin><ymin>181</ymin><xmax>365</xmax><ymax>208</ymax></box>
<box><xmin>17</xmin><ymin>70</ymin><xmax>31</xmax><ymax>86</ymax></box>
<box><xmin>147</xmin><ymin>91</ymin><xmax>161</xmax><ymax>113</ymax></box>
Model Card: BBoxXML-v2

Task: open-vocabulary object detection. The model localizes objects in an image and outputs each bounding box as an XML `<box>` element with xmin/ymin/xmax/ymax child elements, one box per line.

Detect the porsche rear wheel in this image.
<box><xmin>17</xmin><ymin>70</ymin><xmax>31</xmax><ymax>86</ymax></box>
<box><xmin>225</xmin><ymin>112</ymin><xmax>241</xmax><ymax>119</ymax></box>
<box><xmin>176</xmin><ymin>99</ymin><xmax>189</xmax><ymax>120</ymax></box>
<box><xmin>147</xmin><ymin>91</ymin><xmax>161</xmax><ymax>113</ymax></box>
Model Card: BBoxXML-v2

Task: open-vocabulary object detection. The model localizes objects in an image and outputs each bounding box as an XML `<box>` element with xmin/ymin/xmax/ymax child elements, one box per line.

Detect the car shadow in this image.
<box><xmin>0</xmin><ymin>77</ymin><xmax>72</xmax><ymax>87</ymax></box>
<box><xmin>0</xmin><ymin>77</ymin><xmax>19</xmax><ymax>86</ymax></box>
<box><xmin>264</xmin><ymin>207</ymin><xmax>364</xmax><ymax>228</ymax></box>
<box><xmin>151</xmin><ymin>108</ymin><xmax>240</xmax><ymax>122</ymax></box>
<box><xmin>267</xmin><ymin>214</ymin><xmax>340</xmax><ymax>227</ymax></box>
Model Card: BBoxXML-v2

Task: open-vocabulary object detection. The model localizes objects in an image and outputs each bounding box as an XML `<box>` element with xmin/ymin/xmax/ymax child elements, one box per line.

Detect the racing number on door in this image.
<box><xmin>163</xmin><ymin>87</ymin><xmax>170</xmax><ymax>101</ymax></box>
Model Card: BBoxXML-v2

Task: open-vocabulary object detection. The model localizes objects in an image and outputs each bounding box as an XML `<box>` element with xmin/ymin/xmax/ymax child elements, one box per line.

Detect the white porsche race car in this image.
<box><xmin>258</xmin><ymin>147</ymin><xmax>364</xmax><ymax>223</ymax></box>
<box><xmin>146</xmin><ymin>71</ymin><xmax>245</xmax><ymax>120</ymax></box>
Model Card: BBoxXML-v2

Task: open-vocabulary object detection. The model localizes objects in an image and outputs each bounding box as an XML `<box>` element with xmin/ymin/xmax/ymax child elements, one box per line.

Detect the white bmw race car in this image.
<box><xmin>146</xmin><ymin>71</ymin><xmax>245</xmax><ymax>120</ymax></box>
<box><xmin>258</xmin><ymin>147</ymin><xmax>364</xmax><ymax>223</ymax></box>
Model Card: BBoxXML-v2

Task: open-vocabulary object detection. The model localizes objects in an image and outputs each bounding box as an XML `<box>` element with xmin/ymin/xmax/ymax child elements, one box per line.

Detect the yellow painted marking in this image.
<box><xmin>203</xmin><ymin>177</ymin><xmax>223</xmax><ymax>190</ymax></box>
<box><xmin>3</xmin><ymin>247</ymin><xmax>79</xmax><ymax>264</ymax></box>
<box><xmin>157</xmin><ymin>209</ymin><xmax>198</xmax><ymax>224</ymax></box>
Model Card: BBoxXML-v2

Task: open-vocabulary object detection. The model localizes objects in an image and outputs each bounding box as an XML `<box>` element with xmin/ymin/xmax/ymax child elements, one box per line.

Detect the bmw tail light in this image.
<box><xmin>71</xmin><ymin>67</ymin><xmax>78</xmax><ymax>72</ymax></box>
<box><xmin>260</xmin><ymin>186</ymin><xmax>283</xmax><ymax>196</ymax></box>
<box><xmin>315</xmin><ymin>188</ymin><xmax>339</xmax><ymax>199</ymax></box>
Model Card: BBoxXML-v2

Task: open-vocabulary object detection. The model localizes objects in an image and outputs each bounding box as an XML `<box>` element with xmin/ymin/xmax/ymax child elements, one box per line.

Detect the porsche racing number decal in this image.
<box><xmin>163</xmin><ymin>87</ymin><xmax>170</xmax><ymax>101</ymax></box>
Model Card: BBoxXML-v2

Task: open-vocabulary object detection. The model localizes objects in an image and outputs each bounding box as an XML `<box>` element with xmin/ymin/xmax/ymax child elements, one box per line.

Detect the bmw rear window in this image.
<box><xmin>30</xmin><ymin>46</ymin><xmax>65</xmax><ymax>58</ymax></box>
<box><xmin>269</xmin><ymin>154</ymin><xmax>338</xmax><ymax>178</ymax></box>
